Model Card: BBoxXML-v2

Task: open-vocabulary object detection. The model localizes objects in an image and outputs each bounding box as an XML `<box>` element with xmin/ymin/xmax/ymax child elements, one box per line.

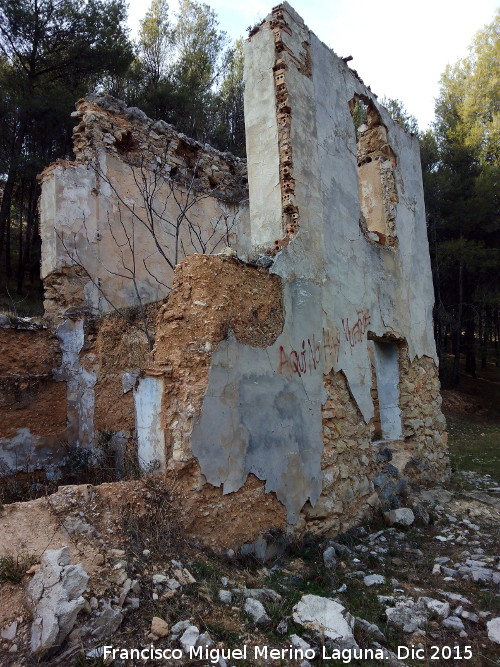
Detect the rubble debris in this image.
<box><xmin>27</xmin><ymin>547</ymin><xmax>89</xmax><ymax>656</ymax></box>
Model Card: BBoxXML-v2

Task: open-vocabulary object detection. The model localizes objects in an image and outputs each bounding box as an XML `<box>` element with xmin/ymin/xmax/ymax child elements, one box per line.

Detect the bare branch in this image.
<box><xmin>55</xmin><ymin>143</ymin><xmax>238</xmax><ymax>352</ymax></box>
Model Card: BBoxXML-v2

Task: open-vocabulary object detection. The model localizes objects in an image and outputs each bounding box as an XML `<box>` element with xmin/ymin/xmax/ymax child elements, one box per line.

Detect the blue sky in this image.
<box><xmin>127</xmin><ymin>0</ymin><xmax>498</xmax><ymax>130</ymax></box>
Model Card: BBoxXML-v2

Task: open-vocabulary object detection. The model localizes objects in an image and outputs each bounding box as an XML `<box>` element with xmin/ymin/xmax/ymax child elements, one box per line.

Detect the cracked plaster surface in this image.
<box><xmin>190</xmin><ymin>3</ymin><xmax>437</xmax><ymax>522</ymax></box>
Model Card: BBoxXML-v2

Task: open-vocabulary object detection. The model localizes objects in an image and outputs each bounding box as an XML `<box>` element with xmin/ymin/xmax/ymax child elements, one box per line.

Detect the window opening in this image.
<box><xmin>369</xmin><ymin>340</ymin><xmax>402</xmax><ymax>441</ymax></box>
<box><xmin>349</xmin><ymin>96</ymin><xmax>398</xmax><ymax>246</ymax></box>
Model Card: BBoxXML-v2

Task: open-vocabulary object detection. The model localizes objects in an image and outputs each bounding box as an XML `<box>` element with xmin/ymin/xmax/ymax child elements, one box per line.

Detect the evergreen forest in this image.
<box><xmin>0</xmin><ymin>0</ymin><xmax>498</xmax><ymax>388</ymax></box>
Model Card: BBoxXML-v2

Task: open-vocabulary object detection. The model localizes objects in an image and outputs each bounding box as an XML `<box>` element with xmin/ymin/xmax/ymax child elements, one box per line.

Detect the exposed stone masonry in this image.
<box><xmin>39</xmin><ymin>95</ymin><xmax>249</xmax><ymax>321</ymax></box>
<box><xmin>350</xmin><ymin>95</ymin><xmax>399</xmax><ymax>246</ymax></box>
<box><xmin>0</xmin><ymin>3</ymin><xmax>450</xmax><ymax>551</ymax></box>
<box><xmin>398</xmin><ymin>354</ymin><xmax>449</xmax><ymax>482</ymax></box>
<box><xmin>148</xmin><ymin>254</ymin><xmax>284</xmax><ymax>468</ymax></box>
<box><xmin>0</xmin><ymin>317</ymin><xmax>68</xmax><ymax>479</ymax></box>
<box><xmin>65</xmin><ymin>96</ymin><xmax>247</xmax><ymax>204</ymax></box>
<box><xmin>310</xmin><ymin>352</ymin><xmax>450</xmax><ymax>538</ymax></box>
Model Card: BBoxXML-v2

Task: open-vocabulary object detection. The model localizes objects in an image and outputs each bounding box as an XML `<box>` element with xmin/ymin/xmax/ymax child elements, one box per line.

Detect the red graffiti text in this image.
<box><xmin>278</xmin><ymin>328</ymin><xmax>340</xmax><ymax>378</ymax></box>
<box><xmin>341</xmin><ymin>308</ymin><xmax>371</xmax><ymax>349</ymax></box>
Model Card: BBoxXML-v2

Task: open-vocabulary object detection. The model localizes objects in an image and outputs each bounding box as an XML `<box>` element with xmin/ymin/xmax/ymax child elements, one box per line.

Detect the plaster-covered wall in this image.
<box><xmin>180</xmin><ymin>2</ymin><xmax>448</xmax><ymax>533</ymax></box>
<box><xmin>1</xmin><ymin>3</ymin><xmax>448</xmax><ymax>548</ymax></box>
<box><xmin>39</xmin><ymin>97</ymin><xmax>249</xmax><ymax>319</ymax></box>
<box><xmin>191</xmin><ymin>280</ymin><xmax>324</xmax><ymax>523</ymax></box>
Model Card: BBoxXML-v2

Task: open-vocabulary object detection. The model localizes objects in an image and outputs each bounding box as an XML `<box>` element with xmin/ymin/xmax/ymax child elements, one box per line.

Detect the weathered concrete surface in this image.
<box><xmin>249</xmin><ymin>4</ymin><xmax>438</xmax><ymax>418</ymax></box>
<box><xmin>305</xmin><ymin>18</ymin><xmax>435</xmax><ymax>418</ymax></box>
<box><xmin>372</xmin><ymin>341</ymin><xmax>403</xmax><ymax>440</ymax></box>
<box><xmin>191</xmin><ymin>280</ymin><xmax>324</xmax><ymax>523</ymax></box>
<box><xmin>185</xmin><ymin>1</ymin><xmax>447</xmax><ymax>530</ymax></box>
<box><xmin>135</xmin><ymin>376</ymin><xmax>165</xmax><ymax>472</ymax></box>
<box><xmin>56</xmin><ymin>319</ymin><xmax>96</xmax><ymax>451</ymax></box>
<box><xmin>244</xmin><ymin>27</ymin><xmax>282</xmax><ymax>252</ymax></box>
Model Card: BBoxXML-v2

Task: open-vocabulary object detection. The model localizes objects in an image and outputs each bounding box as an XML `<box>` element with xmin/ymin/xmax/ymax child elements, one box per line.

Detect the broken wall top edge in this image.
<box><xmin>40</xmin><ymin>94</ymin><xmax>249</xmax><ymax>205</ymax></box>
<box><xmin>256</xmin><ymin>2</ymin><xmax>419</xmax><ymax>140</ymax></box>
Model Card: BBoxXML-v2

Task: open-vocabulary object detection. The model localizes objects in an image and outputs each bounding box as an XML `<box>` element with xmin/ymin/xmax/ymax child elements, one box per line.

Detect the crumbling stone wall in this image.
<box><xmin>399</xmin><ymin>355</ymin><xmax>448</xmax><ymax>482</ymax></box>
<box><xmin>0</xmin><ymin>2</ymin><xmax>449</xmax><ymax>549</ymax></box>
<box><xmin>132</xmin><ymin>254</ymin><xmax>288</xmax><ymax>547</ymax></box>
<box><xmin>76</xmin><ymin>306</ymin><xmax>159</xmax><ymax>475</ymax></box>
<box><xmin>308</xmin><ymin>351</ymin><xmax>449</xmax><ymax>539</ymax></box>
<box><xmin>349</xmin><ymin>96</ymin><xmax>399</xmax><ymax>245</ymax></box>
<box><xmin>183</xmin><ymin>0</ymin><xmax>449</xmax><ymax>541</ymax></box>
<box><xmin>147</xmin><ymin>254</ymin><xmax>284</xmax><ymax>467</ymax></box>
<box><xmin>86</xmin><ymin>314</ymin><xmax>152</xmax><ymax>435</ymax></box>
<box><xmin>0</xmin><ymin>304</ymin><xmax>156</xmax><ymax>487</ymax></box>
<box><xmin>22</xmin><ymin>94</ymin><xmax>251</xmax><ymax>483</ymax></box>
<box><xmin>39</xmin><ymin>96</ymin><xmax>249</xmax><ymax>320</ymax></box>
<box><xmin>268</xmin><ymin>5</ymin><xmax>312</xmax><ymax>252</ymax></box>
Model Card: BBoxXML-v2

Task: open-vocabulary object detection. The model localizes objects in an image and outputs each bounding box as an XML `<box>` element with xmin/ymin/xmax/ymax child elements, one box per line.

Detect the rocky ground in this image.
<box><xmin>0</xmin><ymin>470</ymin><xmax>499</xmax><ymax>667</ymax></box>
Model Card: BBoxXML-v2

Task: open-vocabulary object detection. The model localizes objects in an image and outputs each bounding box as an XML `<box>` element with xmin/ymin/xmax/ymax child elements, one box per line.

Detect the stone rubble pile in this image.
<box><xmin>27</xmin><ymin>547</ymin><xmax>89</xmax><ymax>656</ymax></box>
<box><xmin>0</xmin><ymin>475</ymin><xmax>499</xmax><ymax>664</ymax></box>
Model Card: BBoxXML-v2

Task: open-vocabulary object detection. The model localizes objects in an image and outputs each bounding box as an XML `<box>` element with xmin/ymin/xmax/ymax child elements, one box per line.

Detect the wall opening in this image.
<box><xmin>348</xmin><ymin>96</ymin><xmax>398</xmax><ymax>246</ymax></box>
<box><xmin>369</xmin><ymin>340</ymin><xmax>402</xmax><ymax>441</ymax></box>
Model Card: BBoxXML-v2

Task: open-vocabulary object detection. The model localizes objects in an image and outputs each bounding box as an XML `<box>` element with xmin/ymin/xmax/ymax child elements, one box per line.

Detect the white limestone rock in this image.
<box><xmin>234</xmin><ymin>588</ymin><xmax>282</xmax><ymax>602</ymax></box>
<box><xmin>196</xmin><ymin>631</ymin><xmax>214</xmax><ymax>648</ymax></box>
<box><xmin>385</xmin><ymin>599</ymin><xmax>428</xmax><ymax>633</ymax></box>
<box><xmin>292</xmin><ymin>594</ymin><xmax>357</xmax><ymax>648</ymax></box>
<box><xmin>170</xmin><ymin>619</ymin><xmax>191</xmax><ymax>639</ymax></box>
<box><xmin>471</xmin><ymin>568</ymin><xmax>494</xmax><ymax>583</ymax></box>
<box><xmin>180</xmin><ymin>625</ymin><xmax>200</xmax><ymax>652</ymax></box>
<box><xmin>27</xmin><ymin>547</ymin><xmax>88</xmax><ymax>656</ymax></box>
<box><xmin>461</xmin><ymin>610</ymin><xmax>479</xmax><ymax>623</ymax></box>
<box><xmin>441</xmin><ymin>592</ymin><xmax>472</xmax><ymax>605</ymax></box>
<box><xmin>90</xmin><ymin>600</ymin><xmax>124</xmax><ymax>639</ymax></box>
<box><xmin>218</xmin><ymin>590</ymin><xmax>232</xmax><ymax>604</ymax></box>
<box><xmin>289</xmin><ymin>634</ymin><xmax>313</xmax><ymax>653</ymax></box>
<box><xmin>364</xmin><ymin>574</ymin><xmax>385</xmax><ymax>587</ymax></box>
<box><xmin>323</xmin><ymin>546</ymin><xmax>337</xmax><ymax>569</ymax></box>
<box><xmin>383</xmin><ymin>509</ymin><xmax>415</xmax><ymax>527</ymax></box>
<box><xmin>1</xmin><ymin>621</ymin><xmax>18</xmax><ymax>641</ymax></box>
<box><xmin>487</xmin><ymin>618</ymin><xmax>500</xmax><ymax>644</ymax></box>
<box><xmin>244</xmin><ymin>598</ymin><xmax>270</xmax><ymax>625</ymax></box>
<box><xmin>420</xmin><ymin>597</ymin><xmax>450</xmax><ymax>619</ymax></box>
<box><xmin>442</xmin><ymin>616</ymin><xmax>465</xmax><ymax>632</ymax></box>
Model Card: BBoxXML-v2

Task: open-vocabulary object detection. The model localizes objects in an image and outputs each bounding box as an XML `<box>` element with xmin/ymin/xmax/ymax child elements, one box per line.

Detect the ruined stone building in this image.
<box><xmin>0</xmin><ymin>3</ymin><xmax>449</xmax><ymax>548</ymax></box>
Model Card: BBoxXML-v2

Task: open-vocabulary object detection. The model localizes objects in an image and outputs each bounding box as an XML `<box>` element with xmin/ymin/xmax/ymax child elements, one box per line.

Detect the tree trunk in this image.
<box><xmin>464</xmin><ymin>303</ymin><xmax>476</xmax><ymax>379</ymax></box>
<box><xmin>5</xmin><ymin>212</ymin><xmax>11</xmax><ymax>279</ymax></box>
<box><xmin>480</xmin><ymin>306</ymin><xmax>488</xmax><ymax>370</ymax></box>
<box><xmin>0</xmin><ymin>119</ymin><xmax>28</xmax><ymax>263</ymax></box>
<box><xmin>451</xmin><ymin>261</ymin><xmax>463</xmax><ymax>387</ymax></box>
<box><xmin>17</xmin><ymin>180</ymin><xmax>25</xmax><ymax>293</ymax></box>
<box><xmin>495</xmin><ymin>309</ymin><xmax>499</xmax><ymax>368</ymax></box>
<box><xmin>22</xmin><ymin>182</ymin><xmax>36</xmax><ymax>280</ymax></box>
<box><xmin>28</xmin><ymin>198</ymin><xmax>41</xmax><ymax>285</ymax></box>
